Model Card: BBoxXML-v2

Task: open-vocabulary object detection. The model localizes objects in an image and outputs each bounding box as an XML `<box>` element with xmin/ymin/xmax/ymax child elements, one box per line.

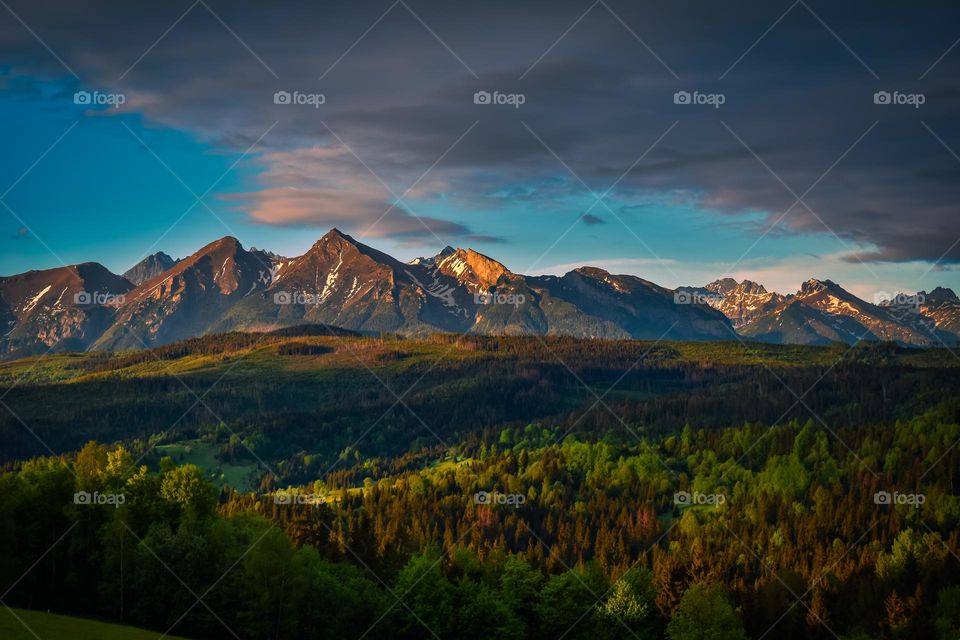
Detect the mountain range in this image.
<box><xmin>1</xmin><ymin>229</ymin><xmax>957</xmax><ymax>358</ymax></box>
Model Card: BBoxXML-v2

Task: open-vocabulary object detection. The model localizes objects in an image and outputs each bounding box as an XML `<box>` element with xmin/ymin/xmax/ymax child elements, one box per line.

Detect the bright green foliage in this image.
<box><xmin>666</xmin><ymin>583</ymin><xmax>747</xmax><ymax>640</ymax></box>
<box><xmin>595</xmin><ymin>568</ymin><xmax>658</xmax><ymax>639</ymax></box>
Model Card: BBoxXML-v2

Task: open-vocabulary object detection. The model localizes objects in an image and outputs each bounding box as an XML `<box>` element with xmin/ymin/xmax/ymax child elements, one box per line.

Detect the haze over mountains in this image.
<box><xmin>1</xmin><ymin>229</ymin><xmax>957</xmax><ymax>358</ymax></box>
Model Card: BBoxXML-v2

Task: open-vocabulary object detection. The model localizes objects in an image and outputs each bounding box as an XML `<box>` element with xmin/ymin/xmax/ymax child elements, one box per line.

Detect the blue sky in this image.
<box><xmin>1</xmin><ymin>1</ymin><xmax>959</xmax><ymax>300</ymax></box>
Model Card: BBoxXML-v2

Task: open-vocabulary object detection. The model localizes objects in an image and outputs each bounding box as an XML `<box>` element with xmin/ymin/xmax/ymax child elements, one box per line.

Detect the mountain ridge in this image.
<box><xmin>1</xmin><ymin>232</ymin><xmax>957</xmax><ymax>357</ymax></box>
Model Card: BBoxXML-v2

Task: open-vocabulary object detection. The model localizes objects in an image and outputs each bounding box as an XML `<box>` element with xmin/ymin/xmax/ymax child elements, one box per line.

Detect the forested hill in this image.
<box><xmin>0</xmin><ymin>333</ymin><xmax>957</xmax><ymax>477</ymax></box>
<box><xmin>1</xmin><ymin>333</ymin><xmax>959</xmax><ymax>638</ymax></box>
<box><xmin>2</xmin><ymin>409</ymin><xmax>958</xmax><ymax>638</ymax></box>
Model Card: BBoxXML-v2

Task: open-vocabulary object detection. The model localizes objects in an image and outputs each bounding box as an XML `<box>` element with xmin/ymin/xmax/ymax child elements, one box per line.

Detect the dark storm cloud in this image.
<box><xmin>1</xmin><ymin>0</ymin><xmax>959</xmax><ymax>259</ymax></box>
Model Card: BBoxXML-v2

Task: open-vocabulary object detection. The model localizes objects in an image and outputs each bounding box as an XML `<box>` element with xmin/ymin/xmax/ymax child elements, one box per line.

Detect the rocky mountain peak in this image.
<box><xmin>435</xmin><ymin>248</ymin><xmax>512</xmax><ymax>291</ymax></box>
<box><xmin>123</xmin><ymin>252</ymin><xmax>178</xmax><ymax>286</ymax></box>
<box><xmin>706</xmin><ymin>278</ymin><xmax>739</xmax><ymax>294</ymax></box>
<box><xmin>439</xmin><ymin>248</ymin><xmax>510</xmax><ymax>286</ymax></box>
<box><xmin>572</xmin><ymin>266</ymin><xmax>610</xmax><ymax>279</ymax></box>
<box><xmin>923</xmin><ymin>287</ymin><xmax>959</xmax><ymax>304</ymax></box>
<box><xmin>798</xmin><ymin>278</ymin><xmax>834</xmax><ymax>296</ymax></box>
<box><xmin>738</xmin><ymin>279</ymin><xmax>767</xmax><ymax>295</ymax></box>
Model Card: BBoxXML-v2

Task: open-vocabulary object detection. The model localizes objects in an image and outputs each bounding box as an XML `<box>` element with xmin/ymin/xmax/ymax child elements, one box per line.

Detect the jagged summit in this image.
<box><xmin>706</xmin><ymin>277</ymin><xmax>767</xmax><ymax>296</ymax></box>
<box><xmin>924</xmin><ymin>286</ymin><xmax>958</xmax><ymax>303</ymax></box>
<box><xmin>315</xmin><ymin>227</ymin><xmax>350</xmax><ymax>244</ymax></box>
<box><xmin>436</xmin><ymin>248</ymin><xmax>512</xmax><ymax>291</ymax></box>
<box><xmin>741</xmin><ymin>278</ymin><xmax>947</xmax><ymax>346</ymax></box>
<box><xmin>409</xmin><ymin>245</ymin><xmax>455</xmax><ymax>267</ymax></box>
<box><xmin>681</xmin><ymin>278</ymin><xmax>785</xmax><ymax>328</ymax></box>
<box><xmin>123</xmin><ymin>252</ymin><xmax>179</xmax><ymax>286</ymax></box>
<box><xmin>91</xmin><ymin>235</ymin><xmax>270</xmax><ymax>351</ymax></box>
<box><xmin>798</xmin><ymin>278</ymin><xmax>837</xmax><ymax>296</ymax></box>
<box><xmin>1</xmin><ymin>229</ymin><xmax>957</xmax><ymax>357</ymax></box>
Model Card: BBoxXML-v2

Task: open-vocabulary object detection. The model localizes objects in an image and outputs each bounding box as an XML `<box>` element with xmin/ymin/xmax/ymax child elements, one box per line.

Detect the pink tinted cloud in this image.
<box><xmin>226</xmin><ymin>146</ymin><xmax>472</xmax><ymax>240</ymax></box>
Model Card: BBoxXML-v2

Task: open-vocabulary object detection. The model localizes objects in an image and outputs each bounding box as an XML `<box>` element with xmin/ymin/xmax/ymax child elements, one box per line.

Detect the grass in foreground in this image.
<box><xmin>0</xmin><ymin>607</ymin><xmax>190</xmax><ymax>640</ymax></box>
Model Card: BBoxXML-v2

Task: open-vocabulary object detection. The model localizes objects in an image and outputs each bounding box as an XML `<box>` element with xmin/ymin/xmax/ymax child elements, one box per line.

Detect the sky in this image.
<box><xmin>1</xmin><ymin>0</ymin><xmax>959</xmax><ymax>300</ymax></box>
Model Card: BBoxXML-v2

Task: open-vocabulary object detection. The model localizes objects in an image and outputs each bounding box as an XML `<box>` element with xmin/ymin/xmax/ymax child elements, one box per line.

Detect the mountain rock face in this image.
<box><xmin>215</xmin><ymin>230</ymin><xmax>733</xmax><ymax>341</ymax></box>
<box><xmin>2</xmin><ymin>230</ymin><xmax>958</xmax><ymax>357</ymax></box>
<box><xmin>741</xmin><ymin>279</ymin><xmax>951</xmax><ymax>346</ymax></box>
<box><xmin>880</xmin><ymin>287</ymin><xmax>960</xmax><ymax>343</ymax></box>
<box><xmin>122</xmin><ymin>252</ymin><xmax>179</xmax><ymax>286</ymax></box>
<box><xmin>524</xmin><ymin>268</ymin><xmax>732</xmax><ymax>340</ymax></box>
<box><xmin>925</xmin><ymin>286</ymin><xmax>959</xmax><ymax>304</ymax></box>
<box><xmin>739</xmin><ymin>298</ymin><xmax>880</xmax><ymax>346</ymax></box>
<box><xmin>919</xmin><ymin>288</ymin><xmax>960</xmax><ymax>340</ymax></box>
<box><xmin>219</xmin><ymin>229</ymin><xmax>478</xmax><ymax>335</ymax></box>
<box><xmin>700</xmin><ymin>278</ymin><xmax>787</xmax><ymax>328</ymax></box>
<box><xmin>435</xmin><ymin>248</ymin><xmax>512</xmax><ymax>292</ymax></box>
<box><xmin>92</xmin><ymin>237</ymin><xmax>273</xmax><ymax>351</ymax></box>
<box><xmin>0</xmin><ymin>263</ymin><xmax>133</xmax><ymax>357</ymax></box>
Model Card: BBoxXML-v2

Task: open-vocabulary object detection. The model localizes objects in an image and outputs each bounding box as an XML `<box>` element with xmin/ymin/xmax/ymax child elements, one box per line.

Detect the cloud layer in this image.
<box><xmin>1</xmin><ymin>0</ymin><xmax>959</xmax><ymax>262</ymax></box>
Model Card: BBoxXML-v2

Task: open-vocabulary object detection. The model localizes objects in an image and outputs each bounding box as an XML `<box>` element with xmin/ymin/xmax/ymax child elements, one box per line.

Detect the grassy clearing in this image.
<box><xmin>156</xmin><ymin>439</ymin><xmax>260</xmax><ymax>492</ymax></box>
<box><xmin>0</xmin><ymin>607</ymin><xmax>190</xmax><ymax>640</ymax></box>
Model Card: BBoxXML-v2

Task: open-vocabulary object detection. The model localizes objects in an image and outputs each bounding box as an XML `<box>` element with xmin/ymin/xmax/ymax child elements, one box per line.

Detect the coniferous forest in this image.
<box><xmin>1</xmin><ymin>333</ymin><xmax>958</xmax><ymax>639</ymax></box>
